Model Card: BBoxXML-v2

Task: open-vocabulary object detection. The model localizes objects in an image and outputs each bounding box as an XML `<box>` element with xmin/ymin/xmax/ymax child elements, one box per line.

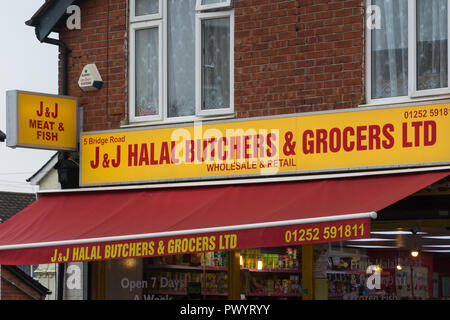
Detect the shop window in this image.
<box><xmin>366</xmin><ymin>0</ymin><xmax>450</xmax><ymax>104</ymax></box>
<box><xmin>97</xmin><ymin>246</ymin><xmax>302</xmax><ymax>300</ymax></box>
<box><xmin>240</xmin><ymin>247</ymin><xmax>302</xmax><ymax>298</ymax></box>
<box><xmin>102</xmin><ymin>253</ymin><xmax>229</xmax><ymax>300</ymax></box>
<box><xmin>129</xmin><ymin>0</ymin><xmax>234</xmax><ymax>124</ymax></box>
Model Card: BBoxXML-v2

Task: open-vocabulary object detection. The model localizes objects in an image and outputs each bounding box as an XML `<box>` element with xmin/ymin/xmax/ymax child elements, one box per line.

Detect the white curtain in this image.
<box><xmin>416</xmin><ymin>0</ymin><xmax>448</xmax><ymax>90</ymax></box>
<box><xmin>371</xmin><ymin>0</ymin><xmax>409</xmax><ymax>99</ymax></box>
<box><xmin>135</xmin><ymin>27</ymin><xmax>159</xmax><ymax>117</ymax></box>
<box><xmin>167</xmin><ymin>0</ymin><xmax>196</xmax><ymax>118</ymax></box>
<box><xmin>135</xmin><ymin>0</ymin><xmax>159</xmax><ymax>16</ymax></box>
<box><xmin>202</xmin><ymin>0</ymin><xmax>228</xmax><ymax>5</ymax></box>
<box><xmin>201</xmin><ymin>17</ymin><xmax>231</xmax><ymax>110</ymax></box>
<box><xmin>371</xmin><ymin>0</ymin><xmax>448</xmax><ymax>98</ymax></box>
<box><xmin>135</xmin><ymin>0</ymin><xmax>231</xmax><ymax>117</ymax></box>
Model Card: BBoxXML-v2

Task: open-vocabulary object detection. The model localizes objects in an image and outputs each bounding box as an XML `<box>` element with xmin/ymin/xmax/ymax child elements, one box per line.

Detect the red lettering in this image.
<box><xmin>411</xmin><ymin>121</ymin><xmax>423</xmax><ymax>147</ymax></box>
<box><xmin>159</xmin><ymin>142</ymin><xmax>170</xmax><ymax>164</ymax></box>
<box><xmin>230</xmin><ymin>136</ymin><xmax>241</xmax><ymax>160</ymax></box>
<box><xmin>218</xmin><ymin>137</ymin><xmax>227</xmax><ymax>161</ymax></box>
<box><xmin>368</xmin><ymin>125</ymin><xmax>381</xmax><ymax>150</ymax></box>
<box><xmin>253</xmin><ymin>135</ymin><xmax>264</xmax><ymax>158</ymax></box>
<box><xmin>316</xmin><ymin>129</ymin><xmax>328</xmax><ymax>153</ymax></box>
<box><xmin>329</xmin><ymin>128</ymin><xmax>341</xmax><ymax>153</ymax></box>
<box><xmin>139</xmin><ymin>143</ymin><xmax>149</xmax><ymax>166</ymax></box>
<box><xmin>185</xmin><ymin>140</ymin><xmax>194</xmax><ymax>163</ymax></box>
<box><xmin>244</xmin><ymin>135</ymin><xmax>251</xmax><ymax>159</ymax></box>
<box><xmin>356</xmin><ymin>126</ymin><xmax>367</xmax><ymax>151</ymax></box>
<box><xmin>402</xmin><ymin>122</ymin><xmax>413</xmax><ymax>148</ymax></box>
<box><xmin>128</xmin><ymin>144</ymin><xmax>138</xmax><ymax>166</ymax></box>
<box><xmin>36</xmin><ymin>131</ymin><xmax>57</xmax><ymax>141</ymax></box>
<box><xmin>343</xmin><ymin>127</ymin><xmax>355</xmax><ymax>152</ymax></box>
<box><xmin>266</xmin><ymin>133</ymin><xmax>277</xmax><ymax>157</ymax></box>
<box><xmin>112</xmin><ymin>145</ymin><xmax>121</xmax><ymax>168</ymax></box>
<box><xmin>382</xmin><ymin>124</ymin><xmax>395</xmax><ymax>149</ymax></box>
<box><xmin>302</xmin><ymin>130</ymin><xmax>314</xmax><ymax>154</ymax></box>
<box><xmin>171</xmin><ymin>141</ymin><xmax>179</xmax><ymax>164</ymax></box>
<box><xmin>208</xmin><ymin>138</ymin><xmax>216</xmax><ymax>162</ymax></box>
<box><xmin>424</xmin><ymin>121</ymin><xmax>437</xmax><ymax>146</ymax></box>
<box><xmin>150</xmin><ymin>143</ymin><xmax>158</xmax><ymax>165</ymax></box>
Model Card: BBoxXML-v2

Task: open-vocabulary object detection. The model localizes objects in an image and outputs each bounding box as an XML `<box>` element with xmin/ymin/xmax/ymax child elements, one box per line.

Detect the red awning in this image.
<box><xmin>0</xmin><ymin>171</ymin><xmax>447</xmax><ymax>265</ymax></box>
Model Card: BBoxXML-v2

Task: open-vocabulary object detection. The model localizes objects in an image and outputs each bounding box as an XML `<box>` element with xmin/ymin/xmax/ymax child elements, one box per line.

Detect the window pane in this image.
<box><xmin>135</xmin><ymin>28</ymin><xmax>159</xmax><ymax>117</ymax></box>
<box><xmin>417</xmin><ymin>0</ymin><xmax>448</xmax><ymax>91</ymax></box>
<box><xmin>135</xmin><ymin>0</ymin><xmax>159</xmax><ymax>16</ymax></box>
<box><xmin>167</xmin><ymin>0</ymin><xmax>196</xmax><ymax>118</ymax></box>
<box><xmin>371</xmin><ymin>0</ymin><xmax>408</xmax><ymax>99</ymax></box>
<box><xmin>201</xmin><ymin>17</ymin><xmax>230</xmax><ymax>110</ymax></box>
<box><xmin>201</xmin><ymin>0</ymin><xmax>228</xmax><ymax>5</ymax></box>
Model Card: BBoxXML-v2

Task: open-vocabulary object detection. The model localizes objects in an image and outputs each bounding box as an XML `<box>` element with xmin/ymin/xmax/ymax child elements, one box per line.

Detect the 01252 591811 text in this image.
<box><xmin>284</xmin><ymin>222</ymin><xmax>367</xmax><ymax>244</ymax></box>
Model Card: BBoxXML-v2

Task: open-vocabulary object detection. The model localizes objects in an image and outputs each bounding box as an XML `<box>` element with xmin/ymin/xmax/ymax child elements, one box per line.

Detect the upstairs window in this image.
<box><xmin>196</xmin><ymin>0</ymin><xmax>232</xmax><ymax>11</ymax></box>
<box><xmin>367</xmin><ymin>0</ymin><xmax>450</xmax><ymax>103</ymax></box>
<box><xmin>129</xmin><ymin>0</ymin><xmax>234</xmax><ymax>123</ymax></box>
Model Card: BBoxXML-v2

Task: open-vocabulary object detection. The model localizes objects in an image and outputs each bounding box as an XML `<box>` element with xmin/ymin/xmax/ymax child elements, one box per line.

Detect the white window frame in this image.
<box><xmin>366</xmin><ymin>0</ymin><xmax>450</xmax><ymax>106</ymax></box>
<box><xmin>196</xmin><ymin>0</ymin><xmax>232</xmax><ymax>11</ymax></box>
<box><xmin>130</xmin><ymin>0</ymin><xmax>162</xmax><ymax>22</ymax></box>
<box><xmin>129</xmin><ymin>20</ymin><xmax>164</xmax><ymax>122</ymax></box>
<box><xmin>129</xmin><ymin>0</ymin><xmax>235</xmax><ymax>125</ymax></box>
<box><xmin>408</xmin><ymin>0</ymin><xmax>450</xmax><ymax>98</ymax></box>
<box><xmin>195</xmin><ymin>10</ymin><xmax>235</xmax><ymax>117</ymax></box>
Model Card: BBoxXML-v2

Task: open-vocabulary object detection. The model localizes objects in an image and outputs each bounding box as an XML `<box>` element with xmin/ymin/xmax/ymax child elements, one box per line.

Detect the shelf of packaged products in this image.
<box><xmin>147</xmin><ymin>290</ymin><xmax>228</xmax><ymax>296</ymax></box>
<box><xmin>241</xmin><ymin>268</ymin><xmax>301</xmax><ymax>273</ymax></box>
<box><xmin>328</xmin><ymin>293</ymin><xmax>391</xmax><ymax>299</ymax></box>
<box><xmin>146</xmin><ymin>265</ymin><xmax>301</xmax><ymax>273</ymax></box>
<box><xmin>326</xmin><ymin>270</ymin><xmax>390</xmax><ymax>276</ymax></box>
<box><xmin>145</xmin><ymin>264</ymin><xmax>228</xmax><ymax>272</ymax></box>
<box><xmin>245</xmin><ymin>292</ymin><xmax>302</xmax><ymax>297</ymax></box>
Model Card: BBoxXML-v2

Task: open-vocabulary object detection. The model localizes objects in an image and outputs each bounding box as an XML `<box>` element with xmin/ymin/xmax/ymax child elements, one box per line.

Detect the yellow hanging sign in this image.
<box><xmin>6</xmin><ymin>90</ymin><xmax>78</xmax><ymax>151</ymax></box>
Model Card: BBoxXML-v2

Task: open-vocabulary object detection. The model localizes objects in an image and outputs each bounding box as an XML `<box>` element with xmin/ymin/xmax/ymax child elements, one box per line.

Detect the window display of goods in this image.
<box><xmin>245</xmin><ymin>274</ymin><xmax>302</xmax><ymax>296</ymax></box>
<box><xmin>203</xmin><ymin>272</ymin><xmax>228</xmax><ymax>293</ymax></box>
<box><xmin>201</xmin><ymin>251</ymin><xmax>228</xmax><ymax>267</ymax></box>
<box><xmin>240</xmin><ymin>247</ymin><xmax>299</xmax><ymax>270</ymax></box>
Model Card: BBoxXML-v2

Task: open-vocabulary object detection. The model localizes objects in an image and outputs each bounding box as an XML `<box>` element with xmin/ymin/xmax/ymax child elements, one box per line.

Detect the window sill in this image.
<box><xmin>361</xmin><ymin>94</ymin><xmax>450</xmax><ymax>109</ymax></box>
<box><xmin>121</xmin><ymin>113</ymin><xmax>236</xmax><ymax>129</ymax></box>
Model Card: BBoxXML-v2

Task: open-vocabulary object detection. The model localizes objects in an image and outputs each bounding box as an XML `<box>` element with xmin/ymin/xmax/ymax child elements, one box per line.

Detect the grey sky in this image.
<box><xmin>0</xmin><ymin>1</ymin><xmax>58</xmax><ymax>193</ymax></box>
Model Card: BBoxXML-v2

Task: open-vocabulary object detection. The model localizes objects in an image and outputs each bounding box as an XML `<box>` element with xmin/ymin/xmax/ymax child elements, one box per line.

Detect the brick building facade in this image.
<box><xmin>57</xmin><ymin>0</ymin><xmax>364</xmax><ymax>132</ymax></box>
<box><xmin>12</xmin><ymin>0</ymin><xmax>450</xmax><ymax>301</ymax></box>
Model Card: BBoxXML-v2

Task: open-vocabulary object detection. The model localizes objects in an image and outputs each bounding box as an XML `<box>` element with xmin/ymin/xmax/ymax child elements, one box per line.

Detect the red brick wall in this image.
<box><xmin>234</xmin><ymin>0</ymin><xmax>365</xmax><ymax>118</ymax></box>
<box><xmin>58</xmin><ymin>0</ymin><xmax>364</xmax><ymax>131</ymax></box>
<box><xmin>1</xmin><ymin>268</ymin><xmax>46</xmax><ymax>300</ymax></box>
<box><xmin>60</xmin><ymin>0</ymin><xmax>127</xmax><ymax>132</ymax></box>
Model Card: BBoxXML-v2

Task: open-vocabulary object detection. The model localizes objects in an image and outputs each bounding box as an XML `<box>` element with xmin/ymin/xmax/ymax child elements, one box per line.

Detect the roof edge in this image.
<box><xmin>2</xmin><ymin>265</ymin><xmax>51</xmax><ymax>296</ymax></box>
<box><xmin>26</xmin><ymin>0</ymin><xmax>79</xmax><ymax>41</ymax></box>
<box><xmin>27</xmin><ymin>153</ymin><xmax>58</xmax><ymax>185</ymax></box>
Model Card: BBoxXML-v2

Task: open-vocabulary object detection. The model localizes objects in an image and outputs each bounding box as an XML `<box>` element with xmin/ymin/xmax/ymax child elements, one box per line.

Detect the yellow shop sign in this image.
<box><xmin>6</xmin><ymin>90</ymin><xmax>78</xmax><ymax>151</ymax></box>
<box><xmin>80</xmin><ymin>102</ymin><xmax>450</xmax><ymax>186</ymax></box>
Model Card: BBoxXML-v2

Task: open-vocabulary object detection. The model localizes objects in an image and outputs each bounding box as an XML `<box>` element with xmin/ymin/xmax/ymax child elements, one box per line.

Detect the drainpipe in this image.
<box><xmin>41</xmin><ymin>36</ymin><xmax>70</xmax><ymax>301</ymax></box>
<box><xmin>42</xmin><ymin>37</ymin><xmax>69</xmax><ymax>96</ymax></box>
